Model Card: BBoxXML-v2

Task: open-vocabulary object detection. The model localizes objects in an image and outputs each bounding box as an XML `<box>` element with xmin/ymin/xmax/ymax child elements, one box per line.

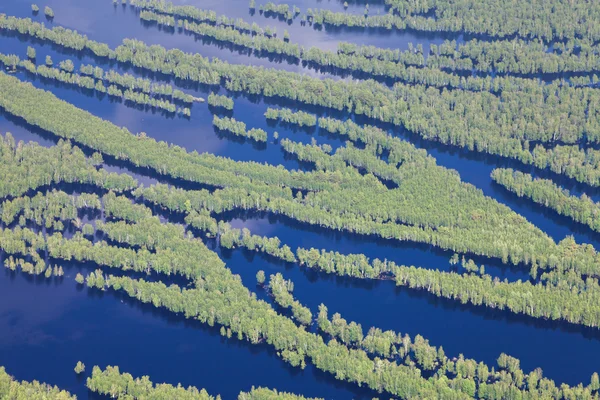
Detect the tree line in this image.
<box><xmin>0</xmin><ymin>53</ymin><xmax>193</xmax><ymax>116</ymax></box>
<box><xmin>212</xmin><ymin>115</ymin><xmax>268</xmax><ymax>142</ymax></box>
<box><xmin>7</xmin><ymin>15</ymin><xmax>600</xmax><ymax>187</ymax></box>
<box><xmin>492</xmin><ymin>168</ymin><xmax>600</xmax><ymax>234</ymax></box>
<box><xmin>305</xmin><ymin>0</ymin><xmax>600</xmax><ymax>43</ymax></box>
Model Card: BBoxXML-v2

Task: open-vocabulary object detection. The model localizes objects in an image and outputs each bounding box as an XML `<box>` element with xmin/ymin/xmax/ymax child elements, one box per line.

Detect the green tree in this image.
<box><xmin>26</xmin><ymin>46</ymin><xmax>36</xmax><ymax>60</ymax></box>
<box><xmin>74</xmin><ymin>361</ymin><xmax>85</xmax><ymax>374</ymax></box>
<box><xmin>256</xmin><ymin>270</ymin><xmax>265</xmax><ymax>285</ymax></box>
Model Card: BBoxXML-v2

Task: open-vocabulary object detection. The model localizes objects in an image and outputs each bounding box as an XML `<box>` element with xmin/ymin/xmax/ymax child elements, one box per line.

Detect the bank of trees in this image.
<box><xmin>307</xmin><ymin>1</ymin><xmax>600</xmax><ymax>43</ymax></box>
<box><xmin>239</xmin><ymin>387</ymin><xmax>323</xmax><ymax>400</ymax></box>
<box><xmin>87</xmin><ymin>365</ymin><xmax>218</xmax><ymax>400</ymax></box>
<box><xmin>492</xmin><ymin>168</ymin><xmax>600</xmax><ymax>233</ymax></box>
<box><xmin>260</xmin><ymin>2</ymin><xmax>300</xmax><ymax>21</ymax></box>
<box><xmin>0</xmin><ymin>367</ymin><xmax>75</xmax><ymax>399</ymax></box>
<box><xmin>0</xmin><ymin>133</ymin><xmax>136</xmax><ymax>199</ymax></box>
<box><xmin>264</xmin><ymin>108</ymin><xmax>316</xmax><ymax>127</ymax></box>
<box><xmin>208</xmin><ymin>93</ymin><xmax>234</xmax><ymax>110</ymax></box>
<box><xmin>0</xmin><ymin>53</ymin><xmax>192</xmax><ymax>116</ymax></box>
<box><xmin>1</xmin><ymin>190</ymin><xmax>100</xmax><ymax>231</ymax></box>
<box><xmin>8</xmin><ymin>15</ymin><xmax>600</xmax><ymax>187</ymax></box>
<box><xmin>178</xmin><ymin>17</ymin><xmax>302</xmax><ymax>59</ymax></box>
<box><xmin>1</xmin><ymin>70</ymin><xmax>595</xmax><ymax>276</ymax></box>
<box><xmin>212</xmin><ymin>115</ymin><xmax>268</xmax><ymax>142</ymax></box>
<box><xmin>216</xmin><ymin>221</ymin><xmax>296</xmax><ymax>262</ymax></box>
<box><xmin>268</xmin><ymin>273</ymin><xmax>312</xmax><ymax>326</ymax></box>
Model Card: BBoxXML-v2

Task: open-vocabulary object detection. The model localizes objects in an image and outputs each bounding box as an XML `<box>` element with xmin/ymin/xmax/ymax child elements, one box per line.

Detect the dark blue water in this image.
<box><xmin>1</xmin><ymin>0</ymin><xmax>600</xmax><ymax>398</ymax></box>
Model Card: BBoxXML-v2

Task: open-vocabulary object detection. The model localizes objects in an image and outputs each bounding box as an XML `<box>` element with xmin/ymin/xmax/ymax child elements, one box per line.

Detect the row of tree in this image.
<box><xmin>306</xmin><ymin>1</ymin><xmax>600</xmax><ymax>43</ymax></box>
<box><xmin>8</xmin><ymin>15</ymin><xmax>600</xmax><ymax>188</ymax></box>
<box><xmin>492</xmin><ymin>168</ymin><xmax>600</xmax><ymax>234</ymax></box>
<box><xmin>207</xmin><ymin>92</ymin><xmax>234</xmax><ymax>110</ymax></box>
<box><xmin>87</xmin><ymin>365</ymin><xmax>322</xmax><ymax>399</ymax></box>
<box><xmin>139</xmin><ymin>8</ymin><xmax>594</xmax><ymax>96</ymax></box>
<box><xmin>212</xmin><ymin>115</ymin><xmax>268</xmax><ymax>142</ymax></box>
<box><xmin>0</xmin><ymin>53</ymin><xmax>191</xmax><ymax>116</ymax></box>
<box><xmin>264</xmin><ymin>107</ymin><xmax>316</xmax><ymax>127</ymax></box>
<box><xmin>0</xmin><ymin>133</ymin><xmax>136</xmax><ymax>199</ymax></box>
<box><xmin>0</xmin><ymin>366</ymin><xmax>74</xmax><ymax>399</ymax></box>
<box><xmin>267</xmin><ymin>273</ymin><xmax>313</xmax><ymax>326</ymax></box>
<box><xmin>131</xmin><ymin>0</ymin><xmax>278</xmax><ymax>38</ymax></box>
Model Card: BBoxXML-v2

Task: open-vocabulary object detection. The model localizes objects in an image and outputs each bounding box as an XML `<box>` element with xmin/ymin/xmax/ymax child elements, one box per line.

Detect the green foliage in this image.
<box><xmin>238</xmin><ymin>387</ymin><xmax>322</xmax><ymax>400</ymax></box>
<box><xmin>212</xmin><ymin>115</ymin><xmax>267</xmax><ymax>142</ymax></box>
<box><xmin>264</xmin><ymin>108</ymin><xmax>316</xmax><ymax>127</ymax></box>
<box><xmin>8</xmin><ymin>14</ymin><xmax>600</xmax><ymax>187</ymax></box>
<box><xmin>74</xmin><ymin>361</ymin><xmax>85</xmax><ymax>374</ymax></box>
<box><xmin>0</xmin><ymin>366</ymin><xmax>75</xmax><ymax>399</ymax></box>
<box><xmin>26</xmin><ymin>46</ymin><xmax>35</xmax><ymax>59</ymax></box>
<box><xmin>207</xmin><ymin>93</ymin><xmax>234</xmax><ymax>110</ymax></box>
<box><xmin>493</xmin><ymin>168</ymin><xmax>600</xmax><ymax>234</ymax></box>
<box><xmin>87</xmin><ymin>366</ymin><xmax>217</xmax><ymax>399</ymax></box>
<box><xmin>307</xmin><ymin>1</ymin><xmax>600</xmax><ymax>43</ymax></box>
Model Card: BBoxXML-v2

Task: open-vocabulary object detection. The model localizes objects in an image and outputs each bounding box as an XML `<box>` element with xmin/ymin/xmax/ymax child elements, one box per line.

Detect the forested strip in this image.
<box><xmin>0</xmin><ymin>53</ymin><xmax>192</xmax><ymax>116</ymax></box>
<box><xmin>239</xmin><ymin>387</ymin><xmax>323</xmax><ymax>400</ymax></box>
<box><xmin>0</xmin><ymin>366</ymin><xmax>75</xmax><ymax>399</ymax></box>
<box><xmin>492</xmin><ymin>168</ymin><xmax>600</xmax><ymax>232</ymax></box>
<box><xmin>131</xmin><ymin>0</ymin><xmax>278</xmax><ymax>37</ymax></box>
<box><xmin>87</xmin><ymin>365</ymin><xmax>218</xmax><ymax>400</ymax></box>
<box><xmin>306</xmin><ymin>1</ymin><xmax>600</xmax><ymax>43</ymax></box>
<box><xmin>6</xmin><ymin>15</ymin><xmax>600</xmax><ymax>187</ymax></box>
<box><xmin>138</xmin><ymin>7</ymin><xmax>597</xmax><ymax>92</ymax></box>
<box><xmin>87</xmin><ymin>365</ymin><xmax>324</xmax><ymax>400</ymax></box>
<box><xmin>265</xmin><ymin>108</ymin><xmax>316</xmax><ymax>127</ymax></box>
<box><xmin>213</xmin><ymin>115</ymin><xmax>268</xmax><ymax>142</ymax></box>
<box><xmin>0</xmin><ymin>72</ymin><xmax>573</xmax><ymax>275</ymax></box>
<box><xmin>208</xmin><ymin>93</ymin><xmax>234</xmax><ymax>110</ymax></box>
<box><xmin>0</xmin><ymin>134</ymin><xmax>136</xmax><ymax>199</ymax></box>
<box><xmin>0</xmin><ymin>71</ymin><xmax>366</xmax><ymax>193</ymax></box>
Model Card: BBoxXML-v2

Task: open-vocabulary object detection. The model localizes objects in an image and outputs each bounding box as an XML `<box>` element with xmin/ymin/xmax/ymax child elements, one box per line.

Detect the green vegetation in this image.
<box><xmin>6</xmin><ymin>2</ymin><xmax>600</xmax><ymax>395</ymax></box>
<box><xmin>212</xmin><ymin>115</ymin><xmax>268</xmax><ymax>142</ymax></box>
<box><xmin>268</xmin><ymin>273</ymin><xmax>312</xmax><ymax>326</ymax></box>
<box><xmin>306</xmin><ymin>1</ymin><xmax>600</xmax><ymax>43</ymax></box>
<box><xmin>216</xmin><ymin>221</ymin><xmax>295</xmax><ymax>261</ymax></box>
<box><xmin>0</xmin><ymin>367</ymin><xmax>75</xmax><ymax>399</ymax></box>
<box><xmin>74</xmin><ymin>361</ymin><xmax>85</xmax><ymax>374</ymax></box>
<box><xmin>87</xmin><ymin>365</ymin><xmax>323</xmax><ymax>399</ymax></box>
<box><xmin>0</xmin><ymin>53</ymin><xmax>192</xmax><ymax>116</ymax></box>
<box><xmin>140</xmin><ymin>9</ymin><xmax>176</xmax><ymax>27</ymax></box>
<box><xmin>256</xmin><ymin>270</ymin><xmax>266</xmax><ymax>285</ymax></box>
<box><xmin>7</xmin><ymin>15</ymin><xmax>600</xmax><ymax>187</ymax></box>
<box><xmin>87</xmin><ymin>365</ymin><xmax>218</xmax><ymax>400</ymax></box>
<box><xmin>0</xmin><ymin>134</ymin><xmax>136</xmax><ymax>199</ymax></box>
<box><xmin>31</xmin><ymin>4</ymin><xmax>39</xmax><ymax>13</ymax></box>
<box><xmin>131</xmin><ymin>0</ymin><xmax>279</xmax><ymax>37</ymax></box>
<box><xmin>26</xmin><ymin>46</ymin><xmax>35</xmax><ymax>59</ymax></box>
<box><xmin>207</xmin><ymin>93</ymin><xmax>234</xmax><ymax>110</ymax></box>
<box><xmin>260</xmin><ymin>2</ymin><xmax>300</xmax><ymax>22</ymax></box>
<box><xmin>264</xmin><ymin>108</ymin><xmax>316</xmax><ymax>127</ymax></box>
<box><xmin>492</xmin><ymin>168</ymin><xmax>600</xmax><ymax>232</ymax></box>
<box><xmin>44</xmin><ymin>6</ymin><xmax>54</xmax><ymax>18</ymax></box>
<box><xmin>239</xmin><ymin>387</ymin><xmax>323</xmax><ymax>400</ymax></box>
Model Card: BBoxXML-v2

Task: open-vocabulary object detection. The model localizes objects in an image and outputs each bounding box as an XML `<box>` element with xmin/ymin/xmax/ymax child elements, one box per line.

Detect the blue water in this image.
<box><xmin>1</xmin><ymin>0</ymin><xmax>600</xmax><ymax>398</ymax></box>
